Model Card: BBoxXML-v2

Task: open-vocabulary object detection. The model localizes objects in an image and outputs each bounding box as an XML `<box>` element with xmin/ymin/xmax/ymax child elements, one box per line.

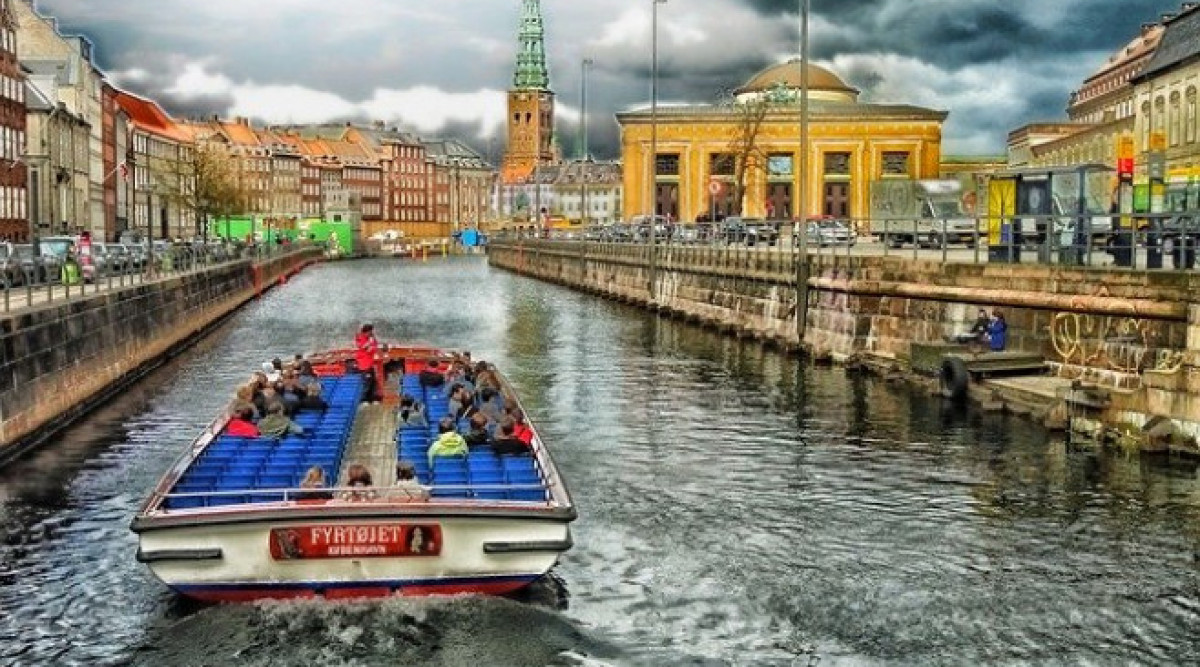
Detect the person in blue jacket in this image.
<box><xmin>987</xmin><ymin>311</ymin><xmax>1008</xmax><ymax>351</ymax></box>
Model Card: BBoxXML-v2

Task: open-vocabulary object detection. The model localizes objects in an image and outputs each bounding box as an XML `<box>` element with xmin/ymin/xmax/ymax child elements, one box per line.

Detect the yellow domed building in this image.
<box><xmin>617</xmin><ymin>59</ymin><xmax>948</xmax><ymax>223</ymax></box>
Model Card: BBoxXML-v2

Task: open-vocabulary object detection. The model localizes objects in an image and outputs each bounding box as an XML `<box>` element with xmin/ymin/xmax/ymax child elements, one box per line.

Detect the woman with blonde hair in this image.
<box><xmin>296</xmin><ymin>466</ymin><xmax>332</xmax><ymax>500</ymax></box>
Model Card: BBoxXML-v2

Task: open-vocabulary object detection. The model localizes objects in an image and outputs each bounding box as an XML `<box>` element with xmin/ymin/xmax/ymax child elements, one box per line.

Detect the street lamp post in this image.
<box><xmin>648</xmin><ymin>0</ymin><xmax>666</xmax><ymax>299</ymax></box>
<box><xmin>796</xmin><ymin>0</ymin><xmax>812</xmax><ymax>347</ymax></box>
<box><xmin>581</xmin><ymin>57</ymin><xmax>594</xmax><ymax>229</ymax></box>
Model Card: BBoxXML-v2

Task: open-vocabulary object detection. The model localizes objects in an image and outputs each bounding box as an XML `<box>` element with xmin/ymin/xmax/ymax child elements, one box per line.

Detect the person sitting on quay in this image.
<box><xmin>428</xmin><ymin>417</ymin><xmax>468</xmax><ymax>466</ymax></box>
<box><xmin>462</xmin><ymin>412</ymin><xmax>492</xmax><ymax>447</ymax></box>
<box><xmin>226</xmin><ymin>407</ymin><xmax>260</xmax><ymax>437</ymax></box>
<box><xmin>492</xmin><ymin>417</ymin><xmax>530</xmax><ymax>456</ymax></box>
<box><xmin>259</xmin><ymin>403</ymin><xmax>305</xmax><ymax>438</ymax></box>
<box><xmin>340</xmin><ymin>463</ymin><xmax>376</xmax><ymax>501</ymax></box>
<box><xmin>399</xmin><ymin>394</ymin><xmax>428</xmax><ymax>428</ymax></box>
<box><xmin>952</xmin><ymin>309</ymin><xmax>990</xmax><ymax>345</ymax></box>
<box><xmin>297</xmin><ymin>466</ymin><xmax>334</xmax><ymax>501</ymax></box>
<box><xmin>987</xmin><ymin>311</ymin><xmax>1008</xmax><ymax>352</ymax></box>
<box><xmin>389</xmin><ymin>461</ymin><xmax>430</xmax><ymax>502</ymax></box>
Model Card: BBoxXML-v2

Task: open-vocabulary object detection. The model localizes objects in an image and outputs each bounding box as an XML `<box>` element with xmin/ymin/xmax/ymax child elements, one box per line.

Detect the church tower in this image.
<box><xmin>501</xmin><ymin>0</ymin><xmax>557</xmax><ymax>184</ymax></box>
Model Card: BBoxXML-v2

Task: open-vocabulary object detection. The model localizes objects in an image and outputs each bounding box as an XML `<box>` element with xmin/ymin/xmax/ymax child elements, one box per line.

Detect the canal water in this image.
<box><xmin>1</xmin><ymin>257</ymin><xmax>1198</xmax><ymax>666</ymax></box>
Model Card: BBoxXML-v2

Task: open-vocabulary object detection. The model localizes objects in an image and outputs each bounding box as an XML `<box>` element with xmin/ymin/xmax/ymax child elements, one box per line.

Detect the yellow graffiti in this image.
<box><xmin>1049</xmin><ymin>312</ymin><xmax>1182</xmax><ymax>375</ymax></box>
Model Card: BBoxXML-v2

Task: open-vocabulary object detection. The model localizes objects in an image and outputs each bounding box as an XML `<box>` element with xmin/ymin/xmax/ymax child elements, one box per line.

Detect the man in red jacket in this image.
<box><xmin>355</xmin><ymin>323</ymin><xmax>382</xmax><ymax>402</ymax></box>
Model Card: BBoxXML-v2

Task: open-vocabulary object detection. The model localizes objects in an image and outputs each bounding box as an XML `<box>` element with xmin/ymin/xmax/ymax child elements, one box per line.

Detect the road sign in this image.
<box><xmin>708</xmin><ymin>179</ymin><xmax>723</xmax><ymax>196</ymax></box>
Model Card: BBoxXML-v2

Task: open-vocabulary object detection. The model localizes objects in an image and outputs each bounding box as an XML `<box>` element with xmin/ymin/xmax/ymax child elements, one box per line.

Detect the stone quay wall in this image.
<box><xmin>0</xmin><ymin>248</ymin><xmax>323</xmax><ymax>462</ymax></box>
<box><xmin>489</xmin><ymin>241</ymin><xmax>1200</xmax><ymax>437</ymax></box>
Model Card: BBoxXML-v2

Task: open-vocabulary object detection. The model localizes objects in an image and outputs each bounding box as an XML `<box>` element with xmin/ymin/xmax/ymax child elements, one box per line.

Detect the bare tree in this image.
<box><xmin>173</xmin><ymin>142</ymin><xmax>249</xmax><ymax>239</ymax></box>
<box><xmin>724</xmin><ymin>95</ymin><xmax>773</xmax><ymax>216</ymax></box>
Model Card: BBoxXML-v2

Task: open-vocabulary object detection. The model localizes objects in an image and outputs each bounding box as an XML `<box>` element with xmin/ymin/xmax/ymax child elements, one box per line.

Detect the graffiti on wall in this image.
<box><xmin>1049</xmin><ymin>312</ymin><xmax>1183</xmax><ymax>374</ymax></box>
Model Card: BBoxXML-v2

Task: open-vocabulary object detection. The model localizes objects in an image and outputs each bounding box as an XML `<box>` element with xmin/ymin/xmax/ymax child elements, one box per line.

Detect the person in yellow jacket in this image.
<box><xmin>428</xmin><ymin>417</ymin><xmax>467</xmax><ymax>466</ymax></box>
<box><xmin>60</xmin><ymin>253</ymin><xmax>82</xmax><ymax>285</ymax></box>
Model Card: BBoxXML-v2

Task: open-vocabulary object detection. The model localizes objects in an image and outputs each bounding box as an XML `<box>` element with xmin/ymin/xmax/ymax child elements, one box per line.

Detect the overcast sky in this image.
<box><xmin>36</xmin><ymin>0</ymin><xmax>1185</xmax><ymax>159</ymax></box>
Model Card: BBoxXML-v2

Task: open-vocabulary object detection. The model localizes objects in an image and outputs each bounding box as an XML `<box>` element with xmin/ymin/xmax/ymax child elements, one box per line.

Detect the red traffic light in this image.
<box><xmin>1117</xmin><ymin>157</ymin><xmax>1134</xmax><ymax>176</ymax></box>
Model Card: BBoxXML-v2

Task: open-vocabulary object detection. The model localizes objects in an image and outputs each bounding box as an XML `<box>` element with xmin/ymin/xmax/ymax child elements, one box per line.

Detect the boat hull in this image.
<box><xmin>136</xmin><ymin>512</ymin><xmax>571</xmax><ymax>603</ymax></box>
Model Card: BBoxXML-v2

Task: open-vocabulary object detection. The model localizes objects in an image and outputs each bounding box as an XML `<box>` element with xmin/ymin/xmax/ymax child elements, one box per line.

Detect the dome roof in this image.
<box><xmin>735</xmin><ymin>58</ymin><xmax>859</xmax><ymax>101</ymax></box>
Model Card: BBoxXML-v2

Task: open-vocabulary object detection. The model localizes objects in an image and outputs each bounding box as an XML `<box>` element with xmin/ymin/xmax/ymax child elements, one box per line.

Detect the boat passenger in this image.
<box><xmin>226</xmin><ymin>407</ymin><xmax>260</xmax><ymax>437</ymax></box>
<box><xmin>232</xmin><ymin>385</ymin><xmax>260</xmax><ymax>420</ymax></box>
<box><xmin>297</xmin><ymin>381</ymin><xmax>328</xmax><ymax>411</ymax></box>
<box><xmin>259</xmin><ymin>404</ymin><xmax>305</xmax><ymax>438</ymax></box>
<box><xmin>355</xmin><ymin>323</ymin><xmax>382</xmax><ymax>403</ymax></box>
<box><xmin>340</xmin><ymin>463</ymin><xmax>377</xmax><ymax>501</ymax></box>
<box><xmin>297</xmin><ymin>361</ymin><xmax>321</xmax><ymax>391</ymax></box>
<box><xmin>508</xmin><ymin>407</ymin><xmax>534</xmax><ymax>447</ymax></box>
<box><xmin>262</xmin><ymin>361</ymin><xmax>281</xmax><ymax>383</ymax></box>
<box><xmin>478</xmin><ymin>387</ymin><xmax>505</xmax><ymax>423</ymax></box>
<box><xmin>389</xmin><ymin>461</ymin><xmax>430</xmax><ymax>502</ymax></box>
<box><xmin>449</xmin><ymin>385</ymin><xmax>477</xmax><ymax>421</ymax></box>
<box><xmin>493</xmin><ymin>417</ymin><xmax>529</xmax><ymax>456</ymax></box>
<box><xmin>428</xmin><ymin>418</ymin><xmax>468</xmax><ymax>465</ymax></box>
<box><xmin>474</xmin><ymin>362</ymin><xmax>501</xmax><ymax>392</ymax></box>
<box><xmin>418</xmin><ymin>359</ymin><xmax>446</xmax><ymax>388</ymax></box>
<box><xmin>279</xmin><ymin>373</ymin><xmax>304</xmax><ymax>414</ymax></box>
<box><xmin>258</xmin><ymin>386</ymin><xmax>287</xmax><ymax>417</ymax></box>
<box><xmin>399</xmin><ymin>395</ymin><xmax>428</xmax><ymax>428</ymax></box>
<box><xmin>463</xmin><ymin>412</ymin><xmax>492</xmax><ymax>447</ymax></box>
<box><xmin>297</xmin><ymin>466</ymin><xmax>334</xmax><ymax>500</ymax></box>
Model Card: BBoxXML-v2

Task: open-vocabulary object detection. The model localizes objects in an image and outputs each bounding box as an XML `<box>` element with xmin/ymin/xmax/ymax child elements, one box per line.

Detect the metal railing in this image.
<box><xmin>493</xmin><ymin>213</ymin><xmax>1200</xmax><ymax>272</ymax></box>
<box><xmin>1</xmin><ymin>241</ymin><xmax>318</xmax><ymax>314</ymax></box>
<box><xmin>160</xmin><ymin>481</ymin><xmax>551</xmax><ymax>507</ymax></box>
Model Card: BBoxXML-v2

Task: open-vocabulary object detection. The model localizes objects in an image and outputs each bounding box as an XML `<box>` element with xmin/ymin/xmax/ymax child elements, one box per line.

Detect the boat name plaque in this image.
<box><xmin>270</xmin><ymin>524</ymin><xmax>442</xmax><ymax>560</ymax></box>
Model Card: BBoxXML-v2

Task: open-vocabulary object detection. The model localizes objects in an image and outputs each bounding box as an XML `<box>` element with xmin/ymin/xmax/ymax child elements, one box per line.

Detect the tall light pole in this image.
<box><xmin>648</xmin><ymin>0</ymin><xmax>666</xmax><ymax>298</ymax></box>
<box><xmin>796</xmin><ymin>0</ymin><xmax>811</xmax><ymax>346</ymax></box>
<box><xmin>581</xmin><ymin>57</ymin><xmax>594</xmax><ymax>228</ymax></box>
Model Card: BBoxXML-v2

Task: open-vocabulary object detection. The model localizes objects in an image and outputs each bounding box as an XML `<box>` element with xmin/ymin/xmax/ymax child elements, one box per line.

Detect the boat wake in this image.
<box><xmin>128</xmin><ymin>584</ymin><xmax>620</xmax><ymax>667</ymax></box>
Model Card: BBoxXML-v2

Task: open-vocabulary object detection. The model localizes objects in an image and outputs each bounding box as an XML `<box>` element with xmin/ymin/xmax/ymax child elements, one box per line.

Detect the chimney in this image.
<box><xmin>1143</xmin><ymin>22</ymin><xmax>1158</xmax><ymax>35</ymax></box>
<box><xmin>1184</xmin><ymin>2</ymin><xmax>1199</xmax><ymax>13</ymax></box>
<box><xmin>1163</xmin><ymin>12</ymin><xmax>1176</xmax><ymax>22</ymax></box>
<box><xmin>373</xmin><ymin>120</ymin><xmax>385</xmax><ymax>129</ymax></box>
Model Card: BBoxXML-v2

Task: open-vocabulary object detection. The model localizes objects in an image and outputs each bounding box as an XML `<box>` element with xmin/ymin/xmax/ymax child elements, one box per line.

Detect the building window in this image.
<box><xmin>655</xmin><ymin>153</ymin><xmax>680</xmax><ymax>176</ymax></box>
<box><xmin>1141</xmin><ymin>101</ymin><xmax>1152</xmax><ymax>150</ymax></box>
<box><xmin>1189</xmin><ymin>89</ymin><xmax>1198</xmax><ymax>144</ymax></box>
<box><xmin>1170</xmin><ymin>92</ymin><xmax>1182</xmax><ymax>147</ymax></box>
<box><xmin>882</xmin><ymin>151</ymin><xmax>910</xmax><ymax>176</ymax></box>
<box><xmin>767</xmin><ymin>154</ymin><xmax>794</xmax><ymax>179</ymax></box>
<box><xmin>824</xmin><ymin>152</ymin><xmax>851</xmax><ymax>176</ymax></box>
<box><xmin>709</xmin><ymin>153</ymin><xmax>735</xmax><ymax>176</ymax></box>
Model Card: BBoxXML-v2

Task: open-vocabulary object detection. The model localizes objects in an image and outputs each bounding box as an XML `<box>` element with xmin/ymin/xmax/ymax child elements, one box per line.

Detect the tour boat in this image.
<box><xmin>130</xmin><ymin>345</ymin><xmax>575</xmax><ymax>602</ymax></box>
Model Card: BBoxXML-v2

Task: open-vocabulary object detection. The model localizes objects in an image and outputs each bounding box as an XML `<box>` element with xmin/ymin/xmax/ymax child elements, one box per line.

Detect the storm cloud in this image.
<box><xmin>32</xmin><ymin>0</ymin><xmax>1193</xmax><ymax>158</ymax></box>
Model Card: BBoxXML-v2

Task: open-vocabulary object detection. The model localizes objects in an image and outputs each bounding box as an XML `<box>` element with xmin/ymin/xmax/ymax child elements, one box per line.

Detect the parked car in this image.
<box><xmin>799</xmin><ymin>218</ymin><xmax>857</xmax><ymax>247</ymax></box>
<box><xmin>0</xmin><ymin>242</ymin><xmax>21</xmax><ymax>287</ymax></box>
<box><xmin>12</xmin><ymin>244</ymin><xmax>44</xmax><ymax>284</ymax></box>
<box><xmin>745</xmin><ymin>219</ymin><xmax>780</xmax><ymax>246</ymax></box>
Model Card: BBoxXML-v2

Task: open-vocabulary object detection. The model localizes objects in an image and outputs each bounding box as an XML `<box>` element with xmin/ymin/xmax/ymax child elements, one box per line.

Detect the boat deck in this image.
<box><xmin>158</xmin><ymin>370</ymin><xmax>551</xmax><ymax>510</ymax></box>
<box><xmin>339</xmin><ymin>403</ymin><xmax>400</xmax><ymax>487</ymax></box>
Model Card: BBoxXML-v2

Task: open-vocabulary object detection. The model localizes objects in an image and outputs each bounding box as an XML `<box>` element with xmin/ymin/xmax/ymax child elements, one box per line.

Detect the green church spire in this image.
<box><xmin>513</xmin><ymin>0</ymin><xmax>550</xmax><ymax>90</ymax></box>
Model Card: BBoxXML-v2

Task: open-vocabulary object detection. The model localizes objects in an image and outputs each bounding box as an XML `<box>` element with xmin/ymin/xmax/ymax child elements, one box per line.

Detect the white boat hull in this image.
<box><xmin>136</xmin><ymin>509</ymin><xmax>572</xmax><ymax>602</ymax></box>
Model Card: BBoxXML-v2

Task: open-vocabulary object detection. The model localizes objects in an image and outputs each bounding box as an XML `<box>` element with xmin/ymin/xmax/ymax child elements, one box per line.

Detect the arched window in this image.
<box><xmin>1141</xmin><ymin>101</ymin><xmax>1152</xmax><ymax>150</ymax></box>
<box><xmin>1170</xmin><ymin>92</ymin><xmax>1182</xmax><ymax>147</ymax></box>
<box><xmin>1188</xmin><ymin>88</ymin><xmax>1197</xmax><ymax>144</ymax></box>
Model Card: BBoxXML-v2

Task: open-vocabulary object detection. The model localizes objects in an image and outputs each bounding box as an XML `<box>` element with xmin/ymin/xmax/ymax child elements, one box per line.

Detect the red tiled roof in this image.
<box><xmin>113</xmin><ymin>90</ymin><xmax>192</xmax><ymax>143</ymax></box>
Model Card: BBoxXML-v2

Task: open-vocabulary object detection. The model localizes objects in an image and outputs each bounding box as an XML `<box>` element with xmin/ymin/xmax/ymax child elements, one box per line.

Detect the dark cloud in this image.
<box><xmin>29</xmin><ymin>0</ymin><xmax>1194</xmax><ymax>158</ymax></box>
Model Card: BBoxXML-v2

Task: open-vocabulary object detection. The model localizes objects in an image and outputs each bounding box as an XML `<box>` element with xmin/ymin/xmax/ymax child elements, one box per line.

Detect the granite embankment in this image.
<box><xmin>489</xmin><ymin>241</ymin><xmax>1200</xmax><ymax>450</ymax></box>
<box><xmin>0</xmin><ymin>248</ymin><xmax>323</xmax><ymax>463</ymax></box>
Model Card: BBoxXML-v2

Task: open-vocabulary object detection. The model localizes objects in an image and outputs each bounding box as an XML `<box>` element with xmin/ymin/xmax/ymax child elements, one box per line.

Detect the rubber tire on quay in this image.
<box><xmin>940</xmin><ymin>356</ymin><xmax>970</xmax><ymax>402</ymax></box>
